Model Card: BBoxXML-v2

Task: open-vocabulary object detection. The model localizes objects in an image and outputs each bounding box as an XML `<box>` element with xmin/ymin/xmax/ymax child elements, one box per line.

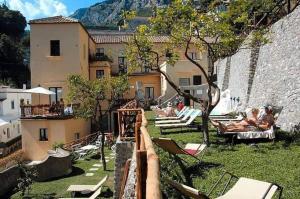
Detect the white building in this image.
<box><xmin>0</xmin><ymin>86</ymin><xmax>31</xmax><ymax>157</ymax></box>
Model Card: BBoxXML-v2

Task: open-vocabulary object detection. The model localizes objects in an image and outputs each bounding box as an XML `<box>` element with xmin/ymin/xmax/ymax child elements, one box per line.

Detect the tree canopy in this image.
<box><xmin>67</xmin><ymin>74</ymin><xmax>129</xmax><ymax>170</ymax></box>
<box><xmin>0</xmin><ymin>5</ymin><xmax>27</xmax><ymax>38</ymax></box>
<box><xmin>125</xmin><ymin>0</ymin><xmax>279</xmax><ymax>144</ymax></box>
<box><xmin>0</xmin><ymin>4</ymin><xmax>29</xmax><ymax>88</ymax></box>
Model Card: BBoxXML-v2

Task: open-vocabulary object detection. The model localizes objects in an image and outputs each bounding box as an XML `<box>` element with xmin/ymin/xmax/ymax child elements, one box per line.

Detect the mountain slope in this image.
<box><xmin>70</xmin><ymin>0</ymin><xmax>169</xmax><ymax>28</ymax></box>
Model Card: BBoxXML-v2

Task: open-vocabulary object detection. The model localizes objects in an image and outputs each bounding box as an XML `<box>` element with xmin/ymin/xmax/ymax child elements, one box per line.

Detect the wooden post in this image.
<box><xmin>136</xmin><ymin>150</ymin><xmax>147</xmax><ymax>199</ymax></box>
<box><xmin>118</xmin><ymin>111</ymin><xmax>122</xmax><ymax>138</ymax></box>
<box><xmin>135</xmin><ymin>122</ymin><xmax>141</xmax><ymax>150</ymax></box>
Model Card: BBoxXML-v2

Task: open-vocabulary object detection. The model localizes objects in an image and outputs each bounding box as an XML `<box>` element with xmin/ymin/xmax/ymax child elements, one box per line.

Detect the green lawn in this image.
<box><xmin>146</xmin><ymin>111</ymin><xmax>300</xmax><ymax>199</ymax></box>
<box><xmin>11</xmin><ymin>149</ymin><xmax>115</xmax><ymax>199</ymax></box>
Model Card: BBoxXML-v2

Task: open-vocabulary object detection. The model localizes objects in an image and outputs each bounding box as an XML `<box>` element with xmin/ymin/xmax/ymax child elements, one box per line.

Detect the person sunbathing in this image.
<box><xmin>257</xmin><ymin>106</ymin><xmax>275</xmax><ymax>130</ymax></box>
<box><xmin>211</xmin><ymin>108</ymin><xmax>261</xmax><ymax>133</ymax></box>
<box><xmin>153</xmin><ymin>102</ymin><xmax>176</xmax><ymax>117</ymax></box>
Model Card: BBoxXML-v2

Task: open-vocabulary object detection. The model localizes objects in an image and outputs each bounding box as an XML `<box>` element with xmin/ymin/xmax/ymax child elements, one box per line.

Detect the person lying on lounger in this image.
<box><xmin>153</xmin><ymin>102</ymin><xmax>176</xmax><ymax>117</ymax></box>
<box><xmin>257</xmin><ymin>106</ymin><xmax>275</xmax><ymax>130</ymax></box>
<box><xmin>211</xmin><ymin>108</ymin><xmax>273</xmax><ymax>133</ymax></box>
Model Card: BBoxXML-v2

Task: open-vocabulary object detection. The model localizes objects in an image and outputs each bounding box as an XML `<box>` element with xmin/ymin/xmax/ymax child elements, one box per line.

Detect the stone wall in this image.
<box><xmin>122</xmin><ymin>147</ymin><xmax>136</xmax><ymax>199</ymax></box>
<box><xmin>114</xmin><ymin>137</ymin><xmax>134</xmax><ymax>199</ymax></box>
<box><xmin>0</xmin><ymin>165</ymin><xmax>20</xmax><ymax>197</ymax></box>
<box><xmin>215</xmin><ymin>6</ymin><xmax>300</xmax><ymax>131</ymax></box>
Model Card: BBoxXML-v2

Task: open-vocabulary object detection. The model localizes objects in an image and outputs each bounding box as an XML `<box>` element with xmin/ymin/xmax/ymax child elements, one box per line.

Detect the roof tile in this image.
<box><xmin>91</xmin><ymin>34</ymin><xmax>170</xmax><ymax>44</ymax></box>
<box><xmin>29</xmin><ymin>16</ymin><xmax>79</xmax><ymax>24</ymax></box>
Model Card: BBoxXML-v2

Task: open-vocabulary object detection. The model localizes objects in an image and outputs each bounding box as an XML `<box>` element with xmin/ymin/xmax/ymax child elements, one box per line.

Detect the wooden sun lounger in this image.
<box><xmin>219</xmin><ymin>126</ymin><xmax>276</xmax><ymax>144</ymax></box>
<box><xmin>156</xmin><ymin>110</ymin><xmax>201</xmax><ymax>127</ymax></box>
<box><xmin>156</xmin><ymin>110</ymin><xmax>201</xmax><ymax>134</ymax></box>
<box><xmin>165</xmin><ymin>172</ymin><xmax>283</xmax><ymax>199</ymax></box>
<box><xmin>155</xmin><ymin>107</ymin><xmax>189</xmax><ymax>120</ymax></box>
<box><xmin>152</xmin><ymin>137</ymin><xmax>206</xmax><ymax>161</ymax></box>
<box><xmin>155</xmin><ymin>109</ymin><xmax>195</xmax><ymax>124</ymax></box>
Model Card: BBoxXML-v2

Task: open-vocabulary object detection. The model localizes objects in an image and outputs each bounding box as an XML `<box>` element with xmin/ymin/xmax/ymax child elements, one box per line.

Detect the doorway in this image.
<box><xmin>184</xmin><ymin>90</ymin><xmax>190</xmax><ymax>106</ymax></box>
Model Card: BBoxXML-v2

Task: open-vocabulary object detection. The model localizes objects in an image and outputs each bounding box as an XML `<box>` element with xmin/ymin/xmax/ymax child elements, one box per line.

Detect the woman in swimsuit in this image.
<box><xmin>211</xmin><ymin>108</ymin><xmax>260</xmax><ymax>133</ymax></box>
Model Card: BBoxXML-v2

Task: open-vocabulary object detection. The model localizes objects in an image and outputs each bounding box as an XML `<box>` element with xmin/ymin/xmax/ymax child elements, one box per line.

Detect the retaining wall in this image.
<box><xmin>113</xmin><ymin>137</ymin><xmax>134</xmax><ymax>199</ymax></box>
<box><xmin>215</xmin><ymin>6</ymin><xmax>300</xmax><ymax>131</ymax></box>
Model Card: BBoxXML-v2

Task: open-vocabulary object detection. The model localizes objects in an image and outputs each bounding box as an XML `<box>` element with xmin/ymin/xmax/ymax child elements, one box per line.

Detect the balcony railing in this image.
<box><xmin>20</xmin><ymin>104</ymin><xmax>78</xmax><ymax>119</ymax></box>
<box><xmin>89</xmin><ymin>54</ymin><xmax>113</xmax><ymax>62</ymax></box>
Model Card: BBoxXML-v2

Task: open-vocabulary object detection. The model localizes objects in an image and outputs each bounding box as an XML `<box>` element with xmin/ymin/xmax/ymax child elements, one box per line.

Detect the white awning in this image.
<box><xmin>24</xmin><ymin>87</ymin><xmax>55</xmax><ymax>95</ymax></box>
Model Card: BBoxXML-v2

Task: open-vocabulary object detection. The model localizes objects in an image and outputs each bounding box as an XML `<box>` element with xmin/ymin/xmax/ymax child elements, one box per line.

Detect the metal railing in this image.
<box><xmin>63</xmin><ymin>132</ymin><xmax>100</xmax><ymax>151</ymax></box>
<box><xmin>20</xmin><ymin>104</ymin><xmax>79</xmax><ymax>119</ymax></box>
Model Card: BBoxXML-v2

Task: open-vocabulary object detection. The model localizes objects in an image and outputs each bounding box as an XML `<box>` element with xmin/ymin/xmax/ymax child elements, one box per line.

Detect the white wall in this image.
<box><xmin>0</xmin><ymin>119</ymin><xmax>21</xmax><ymax>143</ymax></box>
<box><xmin>0</xmin><ymin>87</ymin><xmax>31</xmax><ymax>144</ymax></box>
<box><xmin>161</xmin><ymin>60</ymin><xmax>208</xmax><ymax>102</ymax></box>
<box><xmin>0</xmin><ymin>92</ymin><xmax>32</xmax><ymax>116</ymax></box>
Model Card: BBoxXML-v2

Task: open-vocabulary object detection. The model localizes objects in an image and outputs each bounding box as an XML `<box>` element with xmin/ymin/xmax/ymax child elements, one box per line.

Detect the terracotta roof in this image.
<box><xmin>29</xmin><ymin>16</ymin><xmax>79</xmax><ymax>24</ymax></box>
<box><xmin>91</xmin><ymin>34</ymin><xmax>170</xmax><ymax>44</ymax></box>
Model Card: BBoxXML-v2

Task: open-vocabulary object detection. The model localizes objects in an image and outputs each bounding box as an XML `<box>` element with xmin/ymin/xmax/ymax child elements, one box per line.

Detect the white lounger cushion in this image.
<box><xmin>224</xmin><ymin>127</ymin><xmax>275</xmax><ymax>140</ymax></box>
<box><xmin>185</xmin><ymin>143</ymin><xmax>206</xmax><ymax>151</ymax></box>
<box><xmin>216</xmin><ymin>177</ymin><xmax>278</xmax><ymax>199</ymax></box>
<box><xmin>156</xmin><ymin>110</ymin><xmax>201</xmax><ymax>127</ymax></box>
<box><xmin>237</xmin><ymin>127</ymin><xmax>275</xmax><ymax>139</ymax></box>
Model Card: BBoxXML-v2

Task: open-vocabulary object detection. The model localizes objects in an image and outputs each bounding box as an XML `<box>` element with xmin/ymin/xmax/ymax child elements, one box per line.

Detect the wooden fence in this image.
<box><xmin>117</xmin><ymin>108</ymin><xmax>141</xmax><ymax>138</ymax></box>
<box><xmin>134</xmin><ymin>109</ymin><xmax>161</xmax><ymax>199</ymax></box>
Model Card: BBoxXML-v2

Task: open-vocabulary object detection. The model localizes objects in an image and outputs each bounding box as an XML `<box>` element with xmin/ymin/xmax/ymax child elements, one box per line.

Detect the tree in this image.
<box><xmin>0</xmin><ymin>4</ymin><xmax>27</xmax><ymax>39</ymax></box>
<box><xmin>0</xmin><ymin>4</ymin><xmax>29</xmax><ymax>88</ymax></box>
<box><xmin>67</xmin><ymin>74</ymin><xmax>129</xmax><ymax>170</ymax></box>
<box><xmin>125</xmin><ymin>0</ymin><xmax>276</xmax><ymax>145</ymax></box>
<box><xmin>15</xmin><ymin>164</ymin><xmax>37</xmax><ymax>197</ymax></box>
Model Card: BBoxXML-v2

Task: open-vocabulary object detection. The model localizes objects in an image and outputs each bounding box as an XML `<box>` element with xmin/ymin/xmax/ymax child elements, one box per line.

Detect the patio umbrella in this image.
<box><xmin>24</xmin><ymin>86</ymin><xmax>55</xmax><ymax>104</ymax></box>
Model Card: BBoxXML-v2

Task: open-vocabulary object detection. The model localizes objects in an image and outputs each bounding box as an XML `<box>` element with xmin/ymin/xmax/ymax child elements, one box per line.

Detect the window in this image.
<box><xmin>96</xmin><ymin>48</ymin><xmax>104</xmax><ymax>56</ymax></box>
<box><xmin>142</xmin><ymin>61</ymin><xmax>150</xmax><ymax>73</ymax></box>
<box><xmin>179</xmin><ymin>78</ymin><xmax>190</xmax><ymax>86</ymax></box>
<box><xmin>7</xmin><ymin>128</ymin><xmax>10</xmax><ymax>139</ymax></box>
<box><xmin>50</xmin><ymin>40</ymin><xmax>60</xmax><ymax>56</ymax></box>
<box><xmin>96</xmin><ymin>70</ymin><xmax>104</xmax><ymax>79</ymax></box>
<box><xmin>11</xmin><ymin>100</ymin><xmax>15</xmax><ymax>109</ymax></box>
<box><xmin>17</xmin><ymin>124</ymin><xmax>20</xmax><ymax>134</ymax></box>
<box><xmin>74</xmin><ymin>133</ymin><xmax>80</xmax><ymax>140</ymax></box>
<box><xmin>145</xmin><ymin>87</ymin><xmax>154</xmax><ymax>100</ymax></box>
<box><xmin>49</xmin><ymin>87</ymin><xmax>63</xmax><ymax>104</ymax></box>
<box><xmin>39</xmin><ymin>128</ymin><xmax>48</xmax><ymax>141</ymax></box>
<box><xmin>188</xmin><ymin>52</ymin><xmax>198</xmax><ymax>60</ymax></box>
<box><xmin>118</xmin><ymin>57</ymin><xmax>127</xmax><ymax>73</ymax></box>
<box><xmin>193</xmin><ymin>75</ymin><xmax>202</xmax><ymax>85</ymax></box>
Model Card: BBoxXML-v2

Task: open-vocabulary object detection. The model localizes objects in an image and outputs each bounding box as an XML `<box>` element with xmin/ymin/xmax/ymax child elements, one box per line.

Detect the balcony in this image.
<box><xmin>89</xmin><ymin>53</ymin><xmax>113</xmax><ymax>62</ymax></box>
<box><xmin>20</xmin><ymin>104</ymin><xmax>78</xmax><ymax>119</ymax></box>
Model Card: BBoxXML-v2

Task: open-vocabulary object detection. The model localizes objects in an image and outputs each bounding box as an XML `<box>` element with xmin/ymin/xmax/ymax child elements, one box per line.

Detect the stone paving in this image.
<box><xmin>85</xmin><ymin>152</ymin><xmax>115</xmax><ymax>177</ymax></box>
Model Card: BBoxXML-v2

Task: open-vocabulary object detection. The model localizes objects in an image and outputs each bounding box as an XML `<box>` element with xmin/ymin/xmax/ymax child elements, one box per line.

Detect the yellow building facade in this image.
<box><xmin>24</xmin><ymin>16</ymin><xmax>208</xmax><ymax>160</ymax></box>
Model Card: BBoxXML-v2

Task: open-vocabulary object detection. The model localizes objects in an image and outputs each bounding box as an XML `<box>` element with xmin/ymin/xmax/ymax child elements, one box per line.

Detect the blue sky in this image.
<box><xmin>3</xmin><ymin>0</ymin><xmax>102</xmax><ymax>21</ymax></box>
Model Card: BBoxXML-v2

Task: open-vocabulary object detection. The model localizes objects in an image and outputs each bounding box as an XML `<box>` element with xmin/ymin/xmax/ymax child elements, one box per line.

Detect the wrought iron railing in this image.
<box><xmin>20</xmin><ymin>104</ymin><xmax>79</xmax><ymax>119</ymax></box>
